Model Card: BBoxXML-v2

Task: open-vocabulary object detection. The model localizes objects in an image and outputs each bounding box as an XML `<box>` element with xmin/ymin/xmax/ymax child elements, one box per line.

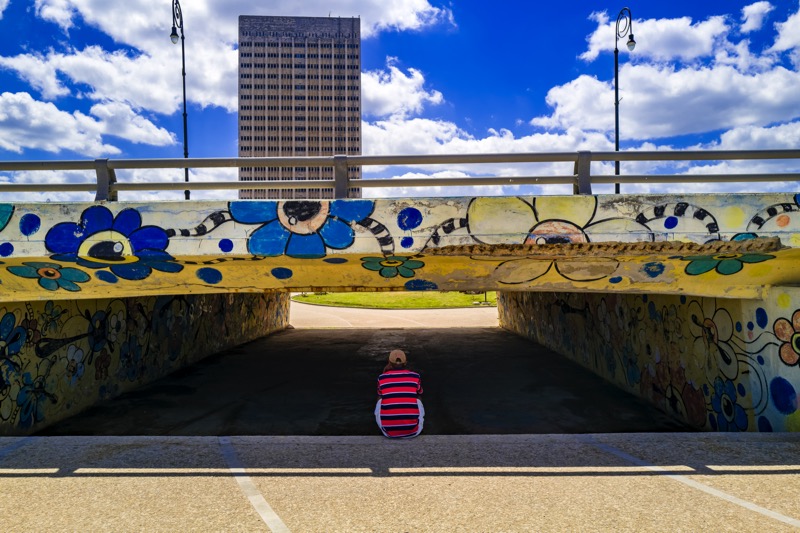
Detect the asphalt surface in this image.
<box><xmin>40</xmin><ymin>302</ymin><xmax>687</xmax><ymax>436</ymax></box>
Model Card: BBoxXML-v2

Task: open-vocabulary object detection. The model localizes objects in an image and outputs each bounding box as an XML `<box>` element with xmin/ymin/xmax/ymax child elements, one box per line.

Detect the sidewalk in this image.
<box><xmin>2</xmin><ymin>433</ymin><xmax>799</xmax><ymax>532</ymax></box>
<box><xmin>289</xmin><ymin>300</ymin><xmax>499</xmax><ymax>328</ymax></box>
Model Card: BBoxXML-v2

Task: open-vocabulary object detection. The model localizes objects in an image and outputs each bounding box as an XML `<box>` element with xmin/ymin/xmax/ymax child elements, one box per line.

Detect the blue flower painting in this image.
<box><xmin>0</xmin><ymin>311</ymin><xmax>26</xmax><ymax>362</ymax></box>
<box><xmin>229</xmin><ymin>200</ymin><xmax>374</xmax><ymax>258</ymax></box>
<box><xmin>710</xmin><ymin>377</ymin><xmax>748</xmax><ymax>431</ymax></box>
<box><xmin>16</xmin><ymin>373</ymin><xmax>55</xmax><ymax>429</ymax></box>
<box><xmin>45</xmin><ymin>206</ymin><xmax>182</xmax><ymax>281</ymax></box>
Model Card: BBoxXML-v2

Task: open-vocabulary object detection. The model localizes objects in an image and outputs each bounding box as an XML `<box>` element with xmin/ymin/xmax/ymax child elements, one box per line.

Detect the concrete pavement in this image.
<box><xmin>288</xmin><ymin>300</ymin><xmax>500</xmax><ymax>328</ymax></box>
<box><xmin>15</xmin><ymin>303</ymin><xmax>800</xmax><ymax>531</ymax></box>
<box><xmin>2</xmin><ymin>433</ymin><xmax>800</xmax><ymax>532</ymax></box>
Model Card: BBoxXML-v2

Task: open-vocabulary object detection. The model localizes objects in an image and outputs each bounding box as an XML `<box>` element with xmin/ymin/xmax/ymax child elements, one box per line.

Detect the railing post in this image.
<box><xmin>94</xmin><ymin>159</ymin><xmax>118</xmax><ymax>201</ymax></box>
<box><xmin>333</xmin><ymin>154</ymin><xmax>349</xmax><ymax>199</ymax></box>
<box><xmin>573</xmin><ymin>151</ymin><xmax>592</xmax><ymax>195</ymax></box>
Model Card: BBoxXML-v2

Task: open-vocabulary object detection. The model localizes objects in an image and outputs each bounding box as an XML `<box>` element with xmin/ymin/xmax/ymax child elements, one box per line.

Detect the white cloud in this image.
<box><xmin>0</xmin><ymin>92</ymin><xmax>118</xmax><ymax>156</ymax></box>
<box><xmin>714</xmin><ymin>39</ymin><xmax>776</xmax><ymax>71</ymax></box>
<box><xmin>0</xmin><ymin>0</ymin><xmax>9</xmax><ymax>19</ymax></box>
<box><xmin>0</xmin><ymin>166</ymin><xmax>241</xmax><ymax>203</ymax></box>
<box><xmin>1</xmin><ymin>0</ymin><xmax>797</xmax><ymax>202</ymax></box>
<box><xmin>2</xmin><ymin>46</ymin><xmax>196</xmax><ymax>114</ymax></box>
<box><xmin>89</xmin><ymin>102</ymin><xmax>175</xmax><ymax>146</ymax></box>
<box><xmin>363</xmin><ymin>117</ymin><xmax>471</xmax><ymax>155</ymax></box>
<box><xmin>35</xmin><ymin>0</ymin><xmax>453</xmax><ymax>39</ymax></box>
<box><xmin>768</xmin><ymin>3</ymin><xmax>800</xmax><ymax>67</ymax></box>
<box><xmin>362</xmin><ymin>118</ymin><xmax>613</xmax><ymax>196</ymax></box>
<box><xmin>364</xmin><ymin>116</ymin><xmax>611</xmax><ymax>158</ymax></box>
<box><xmin>538</xmin><ymin>6</ymin><xmax>800</xmax><ymax>144</ymax></box>
<box><xmin>714</xmin><ymin>120</ymin><xmax>800</xmax><ymax>150</ymax></box>
<box><xmin>581</xmin><ymin>11</ymin><xmax>729</xmax><ymax>62</ymax></box>
<box><xmin>8</xmin><ymin>1</ymin><xmax>452</xmax><ymax>117</ymax></box>
<box><xmin>741</xmin><ymin>2</ymin><xmax>774</xmax><ymax>33</ymax></box>
<box><xmin>34</xmin><ymin>0</ymin><xmax>76</xmax><ymax>30</ymax></box>
<box><xmin>0</xmin><ymin>53</ymin><xmax>68</xmax><ymax>99</ymax></box>
<box><xmin>0</xmin><ymin>93</ymin><xmax>173</xmax><ymax>157</ymax></box>
<box><xmin>0</xmin><ymin>169</ymin><xmax>96</xmax><ymax>203</ymax></box>
<box><xmin>363</xmin><ymin>170</ymin><xmax>519</xmax><ymax>199</ymax></box>
<box><xmin>362</xmin><ymin>57</ymin><xmax>443</xmax><ymax>118</ymax></box>
<box><xmin>530</xmin><ymin>75</ymin><xmax>610</xmax><ymax>132</ymax></box>
<box><xmin>0</xmin><ymin>1</ymin><xmax>456</xmax><ymax>161</ymax></box>
<box><xmin>531</xmin><ymin>62</ymin><xmax>800</xmax><ymax>141</ymax></box>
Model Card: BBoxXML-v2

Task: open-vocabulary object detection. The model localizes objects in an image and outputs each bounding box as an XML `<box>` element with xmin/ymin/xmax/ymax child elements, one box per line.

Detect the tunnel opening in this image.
<box><xmin>38</xmin><ymin>292</ymin><xmax>690</xmax><ymax>437</ymax></box>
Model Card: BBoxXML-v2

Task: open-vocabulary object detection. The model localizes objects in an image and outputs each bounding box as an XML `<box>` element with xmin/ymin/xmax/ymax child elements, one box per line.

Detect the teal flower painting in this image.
<box><xmin>682</xmin><ymin>252</ymin><xmax>774</xmax><ymax>276</ymax></box>
<box><xmin>361</xmin><ymin>256</ymin><xmax>424</xmax><ymax>278</ymax></box>
<box><xmin>7</xmin><ymin>262</ymin><xmax>90</xmax><ymax>291</ymax></box>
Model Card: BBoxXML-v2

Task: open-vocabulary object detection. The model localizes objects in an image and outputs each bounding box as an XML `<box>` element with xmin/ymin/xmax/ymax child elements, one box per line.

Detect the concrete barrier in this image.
<box><xmin>498</xmin><ymin>288</ymin><xmax>800</xmax><ymax>432</ymax></box>
<box><xmin>0</xmin><ymin>291</ymin><xmax>290</xmax><ymax>435</ymax></box>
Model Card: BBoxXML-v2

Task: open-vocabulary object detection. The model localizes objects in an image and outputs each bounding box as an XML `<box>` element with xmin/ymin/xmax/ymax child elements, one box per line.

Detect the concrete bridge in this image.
<box><xmin>1</xmin><ymin>150</ymin><xmax>800</xmax><ymax>436</ymax></box>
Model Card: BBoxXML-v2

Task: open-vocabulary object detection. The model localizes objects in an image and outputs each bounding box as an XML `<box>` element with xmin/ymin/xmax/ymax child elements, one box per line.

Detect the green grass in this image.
<box><xmin>292</xmin><ymin>291</ymin><xmax>497</xmax><ymax>309</ymax></box>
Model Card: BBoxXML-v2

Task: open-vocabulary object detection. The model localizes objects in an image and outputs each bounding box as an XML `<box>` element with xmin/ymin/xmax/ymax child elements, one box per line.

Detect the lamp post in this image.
<box><xmin>170</xmin><ymin>0</ymin><xmax>190</xmax><ymax>200</ymax></box>
<box><xmin>614</xmin><ymin>7</ymin><xmax>635</xmax><ymax>195</ymax></box>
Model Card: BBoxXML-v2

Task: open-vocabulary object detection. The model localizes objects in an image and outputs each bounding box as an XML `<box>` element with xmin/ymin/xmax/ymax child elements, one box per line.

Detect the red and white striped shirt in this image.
<box><xmin>377</xmin><ymin>369</ymin><xmax>423</xmax><ymax>438</ymax></box>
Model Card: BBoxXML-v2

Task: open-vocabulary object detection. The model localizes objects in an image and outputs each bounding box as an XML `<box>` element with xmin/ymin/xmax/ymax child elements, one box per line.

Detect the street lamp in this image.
<box><xmin>170</xmin><ymin>0</ymin><xmax>190</xmax><ymax>200</ymax></box>
<box><xmin>614</xmin><ymin>7</ymin><xmax>635</xmax><ymax>194</ymax></box>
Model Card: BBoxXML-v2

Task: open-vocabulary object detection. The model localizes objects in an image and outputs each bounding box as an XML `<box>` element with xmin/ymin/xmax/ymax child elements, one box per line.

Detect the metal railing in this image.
<box><xmin>0</xmin><ymin>149</ymin><xmax>798</xmax><ymax>200</ymax></box>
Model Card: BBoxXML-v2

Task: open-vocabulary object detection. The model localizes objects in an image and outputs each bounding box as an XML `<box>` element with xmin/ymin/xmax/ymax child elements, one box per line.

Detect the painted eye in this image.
<box><xmin>278</xmin><ymin>201</ymin><xmax>330</xmax><ymax>235</ymax></box>
<box><xmin>77</xmin><ymin>230</ymin><xmax>133</xmax><ymax>262</ymax></box>
<box><xmin>526</xmin><ymin>220</ymin><xmax>587</xmax><ymax>245</ymax></box>
<box><xmin>721</xmin><ymin>395</ymin><xmax>735</xmax><ymax>421</ymax></box>
<box><xmin>88</xmin><ymin>241</ymin><xmax>126</xmax><ymax>261</ymax></box>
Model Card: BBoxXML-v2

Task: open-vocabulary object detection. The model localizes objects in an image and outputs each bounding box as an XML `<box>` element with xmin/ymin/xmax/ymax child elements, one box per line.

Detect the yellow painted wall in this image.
<box><xmin>0</xmin><ymin>291</ymin><xmax>290</xmax><ymax>436</ymax></box>
<box><xmin>1</xmin><ymin>193</ymin><xmax>800</xmax><ymax>300</ymax></box>
<box><xmin>498</xmin><ymin>288</ymin><xmax>800</xmax><ymax>432</ymax></box>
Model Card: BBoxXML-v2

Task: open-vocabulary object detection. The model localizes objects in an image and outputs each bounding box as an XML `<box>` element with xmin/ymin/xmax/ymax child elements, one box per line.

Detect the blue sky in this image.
<box><xmin>0</xmin><ymin>0</ymin><xmax>799</xmax><ymax>200</ymax></box>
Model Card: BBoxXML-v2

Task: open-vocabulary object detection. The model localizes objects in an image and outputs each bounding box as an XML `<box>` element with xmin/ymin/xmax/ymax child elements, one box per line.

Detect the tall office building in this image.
<box><xmin>238</xmin><ymin>15</ymin><xmax>362</xmax><ymax>199</ymax></box>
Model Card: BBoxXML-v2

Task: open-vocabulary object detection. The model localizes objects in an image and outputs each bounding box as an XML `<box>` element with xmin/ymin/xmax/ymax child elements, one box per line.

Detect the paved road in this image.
<box><xmin>40</xmin><ymin>302</ymin><xmax>686</xmax><ymax>436</ymax></box>
<box><xmin>2</xmin><ymin>433</ymin><xmax>800</xmax><ymax>532</ymax></box>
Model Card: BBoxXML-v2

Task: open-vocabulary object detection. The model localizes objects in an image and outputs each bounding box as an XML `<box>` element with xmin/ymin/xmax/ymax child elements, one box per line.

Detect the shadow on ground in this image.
<box><xmin>40</xmin><ymin>327</ymin><xmax>690</xmax><ymax>436</ymax></box>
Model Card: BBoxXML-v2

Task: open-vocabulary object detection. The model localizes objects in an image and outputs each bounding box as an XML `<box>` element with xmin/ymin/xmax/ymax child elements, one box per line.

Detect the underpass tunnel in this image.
<box><xmin>38</xmin><ymin>291</ymin><xmax>691</xmax><ymax>437</ymax></box>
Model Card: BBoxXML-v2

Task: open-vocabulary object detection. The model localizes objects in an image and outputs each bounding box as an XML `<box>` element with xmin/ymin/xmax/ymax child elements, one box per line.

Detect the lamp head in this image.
<box><xmin>626</xmin><ymin>34</ymin><xmax>636</xmax><ymax>51</ymax></box>
<box><xmin>170</xmin><ymin>26</ymin><xmax>179</xmax><ymax>44</ymax></box>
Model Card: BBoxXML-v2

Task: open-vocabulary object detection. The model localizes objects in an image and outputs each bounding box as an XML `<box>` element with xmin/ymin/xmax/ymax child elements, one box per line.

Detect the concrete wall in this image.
<box><xmin>2</xmin><ymin>194</ymin><xmax>800</xmax><ymax>302</ymax></box>
<box><xmin>0</xmin><ymin>291</ymin><xmax>290</xmax><ymax>436</ymax></box>
<box><xmin>499</xmin><ymin>288</ymin><xmax>800</xmax><ymax>432</ymax></box>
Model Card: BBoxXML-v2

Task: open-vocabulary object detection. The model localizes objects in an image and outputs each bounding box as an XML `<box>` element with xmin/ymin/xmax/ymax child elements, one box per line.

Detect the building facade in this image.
<box><xmin>238</xmin><ymin>15</ymin><xmax>361</xmax><ymax>199</ymax></box>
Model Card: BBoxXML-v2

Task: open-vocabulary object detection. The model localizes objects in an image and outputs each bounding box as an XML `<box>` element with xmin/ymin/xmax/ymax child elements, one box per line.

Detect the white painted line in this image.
<box><xmin>584</xmin><ymin>437</ymin><xmax>800</xmax><ymax>528</ymax></box>
<box><xmin>0</xmin><ymin>468</ymin><xmax>59</xmax><ymax>474</ymax></box>
<box><xmin>218</xmin><ymin>437</ymin><xmax>291</xmax><ymax>533</ymax></box>
<box><xmin>72</xmin><ymin>467</ymin><xmax>372</xmax><ymax>475</ymax></box>
<box><xmin>388</xmin><ymin>465</ymin><xmax>696</xmax><ymax>473</ymax></box>
<box><xmin>705</xmin><ymin>464</ymin><xmax>800</xmax><ymax>471</ymax></box>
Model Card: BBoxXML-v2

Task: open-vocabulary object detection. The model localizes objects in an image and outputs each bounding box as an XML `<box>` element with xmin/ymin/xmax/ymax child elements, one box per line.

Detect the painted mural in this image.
<box><xmin>1</xmin><ymin>192</ymin><xmax>800</xmax><ymax>432</ymax></box>
<box><xmin>0</xmin><ymin>193</ymin><xmax>800</xmax><ymax>301</ymax></box>
<box><xmin>498</xmin><ymin>287</ymin><xmax>800</xmax><ymax>432</ymax></box>
<box><xmin>0</xmin><ymin>291</ymin><xmax>290</xmax><ymax>435</ymax></box>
